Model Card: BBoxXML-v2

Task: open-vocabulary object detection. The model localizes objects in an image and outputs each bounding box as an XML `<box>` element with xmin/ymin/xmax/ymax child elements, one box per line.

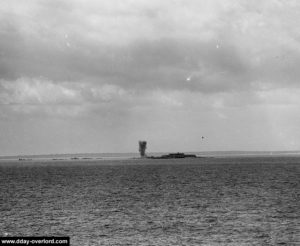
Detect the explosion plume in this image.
<box><xmin>139</xmin><ymin>141</ymin><xmax>147</xmax><ymax>158</ymax></box>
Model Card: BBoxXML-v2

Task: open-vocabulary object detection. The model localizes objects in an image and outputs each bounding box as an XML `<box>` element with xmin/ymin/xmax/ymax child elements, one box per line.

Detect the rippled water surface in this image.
<box><xmin>0</xmin><ymin>157</ymin><xmax>299</xmax><ymax>245</ymax></box>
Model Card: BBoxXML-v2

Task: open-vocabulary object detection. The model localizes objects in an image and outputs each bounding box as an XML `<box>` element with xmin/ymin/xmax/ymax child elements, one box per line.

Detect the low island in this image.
<box><xmin>138</xmin><ymin>141</ymin><xmax>200</xmax><ymax>159</ymax></box>
<box><xmin>147</xmin><ymin>152</ymin><xmax>197</xmax><ymax>159</ymax></box>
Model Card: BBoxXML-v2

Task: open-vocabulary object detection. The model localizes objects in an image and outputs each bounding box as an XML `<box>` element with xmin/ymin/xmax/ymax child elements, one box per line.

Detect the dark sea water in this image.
<box><xmin>0</xmin><ymin>157</ymin><xmax>299</xmax><ymax>245</ymax></box>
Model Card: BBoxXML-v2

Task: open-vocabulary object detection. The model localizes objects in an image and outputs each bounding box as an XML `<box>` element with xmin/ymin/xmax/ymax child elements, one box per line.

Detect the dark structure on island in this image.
<box><xmin>138</xmin><ymin>141</ymin><xmax>197</xmax><ymax>159</ymax></box>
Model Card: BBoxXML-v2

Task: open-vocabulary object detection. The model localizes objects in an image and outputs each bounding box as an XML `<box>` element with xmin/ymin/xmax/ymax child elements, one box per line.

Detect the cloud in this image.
<box><xmin>0</xmin><ymin>77</ymin><xmax>131</xmax><ymax>104</ymax></box>
<box><xmin>0</xmin><ymin>77</ymin><xmax>133</xmax><ymax>118</ymax></box>
<box><xmin>0</xmin><ymin>78</ymin><xmax>80</xmax><ymax>105</ymax></box>
<box><xmin>1</xmin><ymin>0</ymin><xmax>300</xmax><ymax>96</ymax></box>
<box><xmin>1</xmin><ymin>0</ymin><xmax>300</xmax><ymax>154</ymax></box>
<box><xmin>256</xmin><ymin>88</ymin><xmax>300</xmax><ymax>106</ymax></box>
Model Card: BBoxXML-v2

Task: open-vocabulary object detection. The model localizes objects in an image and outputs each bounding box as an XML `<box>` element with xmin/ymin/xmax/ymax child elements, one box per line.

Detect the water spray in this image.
<box><xmin>138</xmin><ymin>141</ymin><xmax>147</xmax><ymax>158</ymax></box>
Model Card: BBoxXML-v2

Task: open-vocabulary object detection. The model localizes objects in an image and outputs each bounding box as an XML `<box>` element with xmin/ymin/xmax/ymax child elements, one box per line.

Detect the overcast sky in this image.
<box><xmin>1</xmin><ymin>0</ymin><xmax>300</xmax><ymax>155</ymax></box>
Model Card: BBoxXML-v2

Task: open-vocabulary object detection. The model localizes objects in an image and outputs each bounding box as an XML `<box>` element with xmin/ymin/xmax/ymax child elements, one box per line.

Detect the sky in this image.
<box><xmin>1</xmin><ymin>0</ymin><xmax>300</xmax><ymax>155</ymax></box>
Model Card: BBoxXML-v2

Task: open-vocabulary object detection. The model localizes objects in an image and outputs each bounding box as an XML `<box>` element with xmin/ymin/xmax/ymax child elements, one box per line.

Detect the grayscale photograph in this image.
<box><xmin>0</xmin><ymin>0</ymin><xmax>299</xmax><ymax>245</ymax></box>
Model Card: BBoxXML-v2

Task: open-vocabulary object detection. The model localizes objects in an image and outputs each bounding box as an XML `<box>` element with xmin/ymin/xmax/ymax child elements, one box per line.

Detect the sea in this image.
<box><xmin>0</xmin><ymin>154</ymin><xmax>299</xmax><ymax>245</ymax></box>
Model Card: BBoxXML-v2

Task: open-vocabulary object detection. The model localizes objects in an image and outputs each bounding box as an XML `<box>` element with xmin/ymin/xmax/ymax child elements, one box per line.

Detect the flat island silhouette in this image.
<box><xmin>139</xmin><ymin>140</ymin><xmax>198</xmax><ymax>159</ymax></box>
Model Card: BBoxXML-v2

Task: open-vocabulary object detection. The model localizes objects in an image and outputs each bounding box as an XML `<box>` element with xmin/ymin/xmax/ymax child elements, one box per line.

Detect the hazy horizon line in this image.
<box><xmin>2</xmin><ymin>150</ymin><xmax>300</xmax><ymax>159</ymax></box>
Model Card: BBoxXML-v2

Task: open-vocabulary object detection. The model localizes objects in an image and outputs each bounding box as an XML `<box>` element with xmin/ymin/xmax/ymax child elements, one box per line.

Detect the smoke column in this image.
<box><xmin>139</xmin><ymin>141</ymin><xmax>147</xmax><ymax>157</ymax></box>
